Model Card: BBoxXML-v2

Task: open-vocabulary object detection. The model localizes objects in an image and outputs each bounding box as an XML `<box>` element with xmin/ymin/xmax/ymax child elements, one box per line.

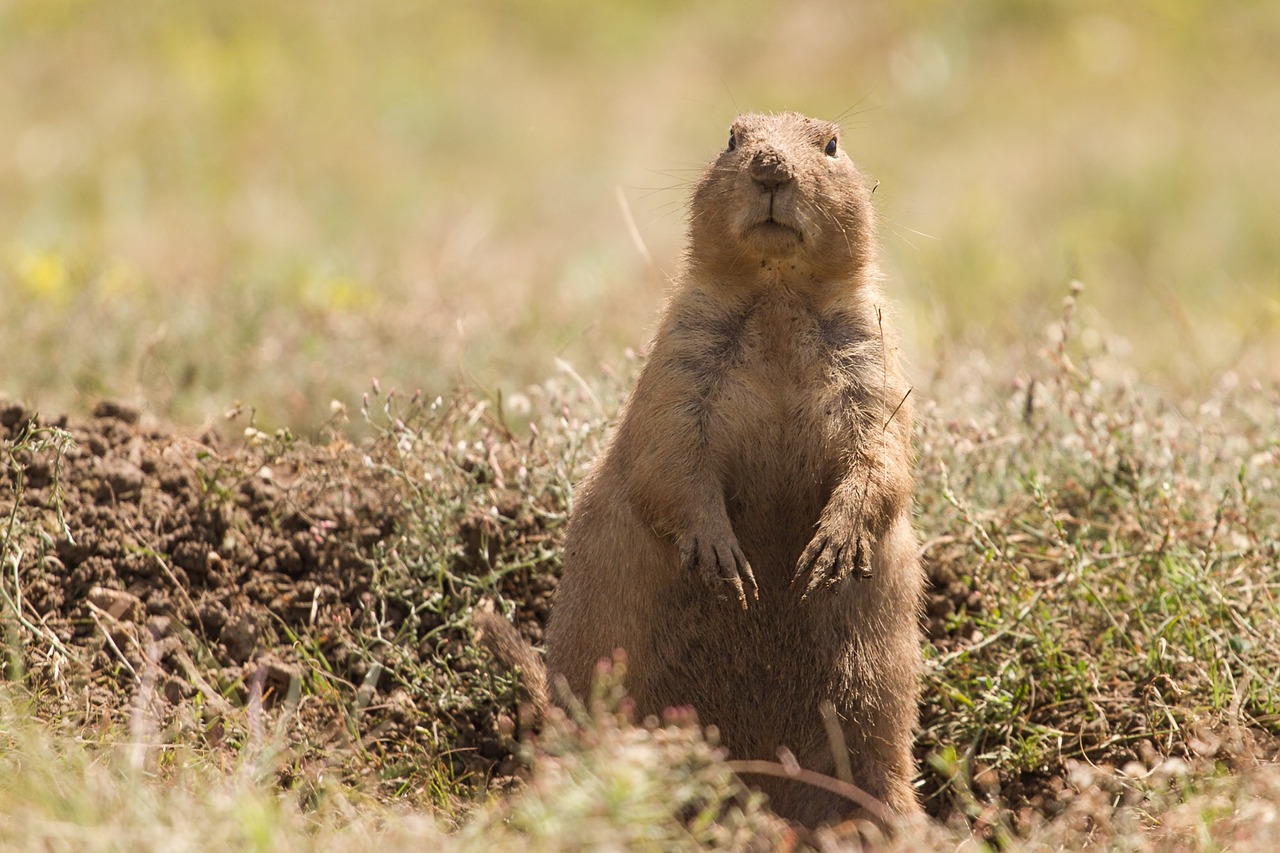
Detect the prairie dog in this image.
<box><xmin>542</xmin><ymin>112</ymin><xmax>924</xmax><ymax>824</ymax></box>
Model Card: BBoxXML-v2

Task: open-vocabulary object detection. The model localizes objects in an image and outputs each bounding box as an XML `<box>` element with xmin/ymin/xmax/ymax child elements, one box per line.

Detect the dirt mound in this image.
<box><xmin>8</xmin><ymin>401</ymin><xmax>381</xmax><ymax>668</ymax></box>
<box><xmin>0</xmin><ymin>396</ymin><xmax>567</xmax><ymax>801</ymax></box>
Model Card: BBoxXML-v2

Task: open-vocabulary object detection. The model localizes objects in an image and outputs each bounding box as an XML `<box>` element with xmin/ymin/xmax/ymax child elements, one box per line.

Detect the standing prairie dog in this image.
<box><xmin>542</xmin><ymin>112</ymin><xmax>924</xmax><ymax>824</ymax></box>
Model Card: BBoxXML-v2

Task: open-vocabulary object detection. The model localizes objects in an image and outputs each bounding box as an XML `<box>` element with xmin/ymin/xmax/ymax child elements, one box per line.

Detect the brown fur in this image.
<box><xmin>473</xmin><ymin>601</ymin><xmax>550</xmax><ymax>714</ymax></box>
<box><xmin>534</xmin><ymin>112</ymin><xmax>922</xmax><ymax>825</ymax></box>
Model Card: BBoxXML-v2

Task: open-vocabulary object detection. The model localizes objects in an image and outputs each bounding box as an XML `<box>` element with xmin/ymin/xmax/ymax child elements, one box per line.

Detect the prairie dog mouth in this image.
<box><xmin>748</xmin><ymin>218</ymin><xmax>800</xmax><ymax>238</ymax></box>
<box><xmin>740</xmin><ymin>182</ymin><xmax>804</xmax><ymax>245</ymax></box>
<box><xmin>743</xmin><ymin>217</ymin><xmax>803</xmax><ymax>252</ymax></box>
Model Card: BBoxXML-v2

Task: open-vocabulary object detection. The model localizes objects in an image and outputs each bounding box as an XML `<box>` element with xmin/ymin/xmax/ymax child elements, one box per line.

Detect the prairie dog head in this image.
<box><xmin>688</xmin><ymin>112</ymin><xmax>877</xmax><ymax>283</ymax></box>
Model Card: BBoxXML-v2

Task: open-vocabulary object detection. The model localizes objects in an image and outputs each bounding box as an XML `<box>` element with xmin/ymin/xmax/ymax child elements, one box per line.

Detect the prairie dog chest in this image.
<box><xmin>698</xmin><ymin>295</ymin><xmax>852</xmax><ymax>469</ymax></box>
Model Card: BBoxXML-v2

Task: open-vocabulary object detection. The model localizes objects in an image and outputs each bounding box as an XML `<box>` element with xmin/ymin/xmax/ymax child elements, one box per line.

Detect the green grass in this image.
<box><xmin>913</xmin><ymin>290</ymin><xmax>1279</xmax><ymax>818</ymax></box>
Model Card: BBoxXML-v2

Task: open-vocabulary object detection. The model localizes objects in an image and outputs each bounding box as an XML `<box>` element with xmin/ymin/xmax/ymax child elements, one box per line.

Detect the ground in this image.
<box><xmin>2</xmin><ymin>320</ymin><xmax>1278</xmax><ymax>847</ymax></box>
<box><xmin>2</xmin><ymin>394</ymin><xmax>546</xmax><ymax>807</ymax></box>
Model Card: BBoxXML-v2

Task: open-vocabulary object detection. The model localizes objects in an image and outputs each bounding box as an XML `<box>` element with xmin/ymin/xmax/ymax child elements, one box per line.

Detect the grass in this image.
<box><xmin>3</xmin><ymin>289</ymin><xmax>1279</xmax><ymax>849</ymax></box>
<box><xmin>912</xmin><ymin>287</ymin><xmax>1280</xmax><ymax>828</ymax></box>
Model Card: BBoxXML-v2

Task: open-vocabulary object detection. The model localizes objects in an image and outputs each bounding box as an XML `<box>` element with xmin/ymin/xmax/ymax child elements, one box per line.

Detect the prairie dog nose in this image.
<box><xmin>750</xmin><ymin>147</ymin><xmax>795</xmax><ymax>190</ymax></box>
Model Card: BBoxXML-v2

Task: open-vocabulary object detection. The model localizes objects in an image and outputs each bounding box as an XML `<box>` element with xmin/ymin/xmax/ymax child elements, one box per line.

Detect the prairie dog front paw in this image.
<box><xmin>792</xmin><ymin>521</ymin><xmax>873</xmax><ymax>600</ymax></box>
<box><xmin>680</xmin><ymin>530</ymin><xmax>758</xmax><ymax>609</ymax></box>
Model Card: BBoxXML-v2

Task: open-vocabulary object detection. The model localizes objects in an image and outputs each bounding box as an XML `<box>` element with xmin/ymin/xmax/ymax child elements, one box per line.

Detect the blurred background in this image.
<box><xmin>2</xmin><ymin>0</ymin><xmax>1277</xmax><ymax>429</ymax></box>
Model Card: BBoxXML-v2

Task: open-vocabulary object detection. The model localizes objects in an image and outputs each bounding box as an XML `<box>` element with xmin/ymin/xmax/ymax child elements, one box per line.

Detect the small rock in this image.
<box><xmin>1</xmin><ymin>403</ymin><xmax>28</xmax><ymax>430</ymax></box>
<box><xmin>92</xmin><ymin>400</ymin><xmax>141</xmax><ymax>424</ymax></box>
<box><xmin>95</xmin><ymin>457</ymin><xmax>145</xmax><ymax>501</ymax></box>
<box><xmin>250</xmin><ymin>654</ymin><xmax>302</xmax><ymax>706</ymax></box>
<box><xmin>196</xmin><ymin>599</ymin><xmax>229</xmax><ymax>636</ymax></box>
<box><xmin>88</xmin><ymin>586</ymin><xmax>145</xmax><ymax>623</ymax></box>
<box><xmin>163</xmin><ymin>676</ymin><xmax>195</xmax><ymax>705</ymax></box>
<box><xmin>222</xmin><ymin>614</ymin><xmax>260</xmax><ymax>664</ymax></box>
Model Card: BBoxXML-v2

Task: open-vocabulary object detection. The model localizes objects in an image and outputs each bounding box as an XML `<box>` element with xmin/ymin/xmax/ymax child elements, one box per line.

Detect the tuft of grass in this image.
<box><xmin>913</xmin><ymin>283</ymin><xmax>1280</xmax><ymax>824</ymax></box>
<box><xmin>0</xmin><ymin>680</ymin><xmax>786</xmax><ymax>852</ymax></box>
<box><xmin>0</xmin><ymin>691</ymin><xmax>338</xmax><ymax>852</ymax></box>
<box><xmin>1</xmin><ymin>411</ymin><xmax>78</xmax><ymax>672</ymax></box>
<box><xmin>459</xmin><ymin>671</ymin><xmax>791</xmax><ymax>851</ymax></box>
<box><xmin>4</xmin><ymin>679</ymin><xmax>1280</xmax><ymax>851</ymax></box>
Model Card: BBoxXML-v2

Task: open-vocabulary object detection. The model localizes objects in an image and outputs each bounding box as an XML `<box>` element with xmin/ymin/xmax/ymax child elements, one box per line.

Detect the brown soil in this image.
<box><xmin>0</xmin><ymin>397</ymin><xmax>559</xmax><ymax>804</ymax></box>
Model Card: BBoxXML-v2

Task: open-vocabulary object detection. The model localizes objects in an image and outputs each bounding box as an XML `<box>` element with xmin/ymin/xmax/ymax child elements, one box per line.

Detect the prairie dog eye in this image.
<box><xmin>727</xmin><ymin>131</ymin><xmax>737</xmax><ymax>152</ymax></box>
<box><xmin>824</xmin><ymin>137</ymin><xmax>838</xmax><ymax>157</ymax></box>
